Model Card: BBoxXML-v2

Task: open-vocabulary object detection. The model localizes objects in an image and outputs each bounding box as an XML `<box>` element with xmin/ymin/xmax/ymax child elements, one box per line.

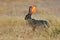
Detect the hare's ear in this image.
<box><xmin>29</xmin><ymin>6</ymin><xmax>32</xmax><ymax>14</ymax></box>
<box><xmin>31</xmin><ymin>6</ymin><xmax>36</xmax><ymax>14</ymax></box>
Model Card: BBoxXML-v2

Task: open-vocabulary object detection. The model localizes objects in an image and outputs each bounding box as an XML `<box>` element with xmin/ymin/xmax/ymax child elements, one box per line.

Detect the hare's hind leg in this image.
<box><xmin>43</xmin><ymin>22</ymin><xmax>50</xmax><ymax>34</ymax></box>
<box><xmin>44</xmin><ymin>21</ymin><xmax>50</xmax><ymax>28</ymax></box>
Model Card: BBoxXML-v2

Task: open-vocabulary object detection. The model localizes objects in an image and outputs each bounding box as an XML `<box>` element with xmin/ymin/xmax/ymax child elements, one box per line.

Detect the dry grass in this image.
<box><xmin>0</xmin><ymin>0</ymin><xmax>60</xmax><ymax>40</ymax></box>
<box><xmin>0</xmin><ymin>15</ymin><xmax>60</xmax><ymax>40</ymax></box>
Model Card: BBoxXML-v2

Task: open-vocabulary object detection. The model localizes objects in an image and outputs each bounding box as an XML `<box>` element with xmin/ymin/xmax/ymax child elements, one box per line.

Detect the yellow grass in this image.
<box><xmin>0</xmin><ymin>15</ymin><xmax>60</xmax><ymax>40</ymax></box>
<box><xmin>0</xmin><ymin>0</ymin><xmax>60</xmax><ymax>40</ymax></box>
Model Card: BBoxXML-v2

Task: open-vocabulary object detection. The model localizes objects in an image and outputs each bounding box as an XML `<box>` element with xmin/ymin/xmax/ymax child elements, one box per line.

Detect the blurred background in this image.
<box><xmin>0</xmin><ymin>0</ymin><xmax>60</xmax><ymax>18</ymax></box>
<box><xmin>0</xmin><ymin>0</ymin><xmax>60</xmax><ymax>40</ymax></box>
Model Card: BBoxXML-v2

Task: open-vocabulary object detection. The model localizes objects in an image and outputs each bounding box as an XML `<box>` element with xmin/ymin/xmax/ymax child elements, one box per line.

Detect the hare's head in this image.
<box><xmin>25</xmin><ymin>14</ymin><xmax>31</xmax><ymax>20</ymax></box>
<box><xmin>25</xmin><ymin>5</ymin><xmax>36</xmax><ymax>20</ymax></box>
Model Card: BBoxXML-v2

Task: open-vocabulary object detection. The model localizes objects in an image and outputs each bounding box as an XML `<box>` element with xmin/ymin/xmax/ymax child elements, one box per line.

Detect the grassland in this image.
<box><xmin>0</xmin><ymin>0</ymin><xmax>60</xmax><ymax>40</ymax></box>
